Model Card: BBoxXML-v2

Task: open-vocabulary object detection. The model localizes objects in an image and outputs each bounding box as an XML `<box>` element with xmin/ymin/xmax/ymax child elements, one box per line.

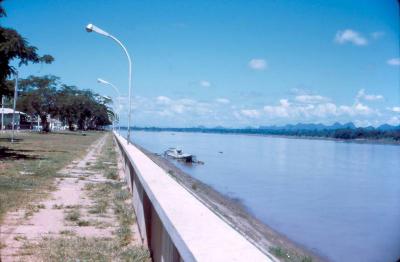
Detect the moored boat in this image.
<box><xmin>164</xmin><ymin>148</ymin><xmax>193</xmax><ymax>162</ymax></box>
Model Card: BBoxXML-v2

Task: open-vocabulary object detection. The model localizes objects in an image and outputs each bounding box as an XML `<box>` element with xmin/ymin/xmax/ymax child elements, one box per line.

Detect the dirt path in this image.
<box><xmin>0</xmin><ymin>133</ymin><xmax>145</xmax><ymax>261</ymax></box>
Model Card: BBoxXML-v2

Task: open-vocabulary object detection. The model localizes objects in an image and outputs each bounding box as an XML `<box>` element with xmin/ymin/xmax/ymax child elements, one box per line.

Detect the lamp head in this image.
<box><xmin>86</xmin><ymin>23</ymin><xmax>94</xmax><ymax>32</ymax></box>
<box><xmin>97</xmin><ymin>78</ymin><xmax>109</xmax><ymax>84</ymax></box>
<box><xmin>85</xmin><ymin>23</ymin><xmax>110</xmax><ymax>37</ymax></box>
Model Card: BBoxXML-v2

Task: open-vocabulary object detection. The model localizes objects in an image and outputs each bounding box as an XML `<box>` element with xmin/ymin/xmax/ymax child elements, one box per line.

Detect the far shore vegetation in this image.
<box><xmin>133</xmin><ymin>123</ymin><xmax>400</xmax><ymax>143</ymax></box>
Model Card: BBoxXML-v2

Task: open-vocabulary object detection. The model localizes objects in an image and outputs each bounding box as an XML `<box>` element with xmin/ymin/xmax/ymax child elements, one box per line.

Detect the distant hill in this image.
<box><xmin>133</xmin><ymin>122</ymin><xmax>400</xmax><ymax>142</ymax></box>
<box><xmin>259</xmin><ymin>122</ymin><xmax>357</xmax><ymax>131</ymax></box>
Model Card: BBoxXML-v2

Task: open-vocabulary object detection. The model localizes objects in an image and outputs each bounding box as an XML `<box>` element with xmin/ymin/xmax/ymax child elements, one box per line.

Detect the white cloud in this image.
<box><xmin>248</xmin><ymin>58</ymin><xmax>267</xmax><ymax>70</ymax></box>
<box><xmin>156</xmin><ymin>96</ymin><xmax>171</xmax><ymax>105</ymax></box>
<box><xmin>387</xmin><ymin>116</ymin><xmax>400</xmax><ymax>126</ymax></box>
<box><xmin>314</xmin><ymin>103</ymin><xmax>338</xmax><ymax>117</ymax></box>
<box><xmin>216</xmin><ymin>98</ymin><xmax>230</xmax><ymax>104</ymax></box>
<box><xmin>240</xmin><ymin>109</ymin><xmax>261</xmax><ymax>118</ymax></box>
<box><xmin>295</xmin><ymin>94</ymin><xmax>329</xmax><ymax>104</ymax></box>
<box><xmin>334</xmin><ymin>29</ymin><xmax>367</xmax><ymax>46</ymax></box>
<box><xmin>353</xmin><ymin>102</ymin><xmax>374</xmax><ymax>115</ymax></box>
<box><xmin>371</xmin><ymin>31</ymin><xmax>385</xmax><ymax>39</ymax></box>
<box><xmin>118</xmin><ymin>88</ymin><xmax>396</xmax><ymax>127</ymax></box>
<box><xmin>387</xmin><ymin>58</ymin><xmax>400</xmax><ymax>66</ymax></box>
<box><xmin>356</xmin><ymin>89</ymin><xmax>383</xmax><ymax>101</ymax></box>
<box><xmin>390</xmin><ymin>106</ymin><xmax>400</xmax><ymax>113</ymax></box>
<box><xmin>263</xmin><ymin>99</ymin><xmax>291</xmax><ymax>118</ymax></box>
<box><xmin>199</xmin><ymin>80</ymin><xmax>211</xmax><ymax>87</ymax></box>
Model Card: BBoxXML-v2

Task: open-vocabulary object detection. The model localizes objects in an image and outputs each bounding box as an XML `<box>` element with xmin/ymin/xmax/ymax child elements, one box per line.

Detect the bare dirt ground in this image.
<box><xmin>0</xmin><ymin>134</ymin><xmax>146</xmax><ymax>261</ymax></box>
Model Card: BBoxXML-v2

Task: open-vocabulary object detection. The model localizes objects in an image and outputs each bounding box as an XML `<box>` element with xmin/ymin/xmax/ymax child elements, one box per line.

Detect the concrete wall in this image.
<box><xmin>114</xmin><ymin>132</ymin><xmax>273</xmax><ymax>262</ymax></box>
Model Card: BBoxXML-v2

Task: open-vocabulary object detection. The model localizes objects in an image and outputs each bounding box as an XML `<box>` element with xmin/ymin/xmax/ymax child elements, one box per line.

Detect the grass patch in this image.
<box><xmin>77</xmin><ymin>220</ymin><xmax>90</xmax><ymax>227</ymax></box>
<box><xmin>31</xmin><ymin>237</ymin><xmax>150</xmax><ymax>262</ymax></box>
<box><xmin>24</xmin><ymin>203</ymin><xmax>46</xmax><ymax>218</ymax></box>
<box><xmin>65</xmin><ymin>209</ymin><xmax>81</xmax><ymax>222</ymax></box>
<box><xmin>269</xmin><ymin>246</ymin><xmax>313</xmax><ymax>262</ymax></box>
<box><xmin>59</xmin><ymin>230</ymin><xmax>76</xmax><ymax>236</ymax></box>
<box><xmin>0</xmin><ymin>131</ymin><xmax>104</xmax><ymax>221</ymax></box>
<box><xmin>86</xmin><ymin>183</ymin><xmax>112</xmax><ymax>215</ymax></box>
<box><xmin>115</xmin><ymin>189</ymin><xmax>130</xmax><ymax>201</ymax></box>
<box><xmin>52</xmin><ymin>204</ymin><xmax>63</xmax><ymax>209</ymax></box>
<box><xmin>106</xmin><ymin>170</ymin><xmax>118</xmax><ymax>180</ymax></box>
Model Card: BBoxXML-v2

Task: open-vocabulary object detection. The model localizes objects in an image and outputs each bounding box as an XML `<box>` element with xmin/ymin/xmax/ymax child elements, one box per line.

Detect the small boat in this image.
<box><xmin>164</xmin><ymin>148</ymin><xmax>193</xmax><ymax>162</ymax></box>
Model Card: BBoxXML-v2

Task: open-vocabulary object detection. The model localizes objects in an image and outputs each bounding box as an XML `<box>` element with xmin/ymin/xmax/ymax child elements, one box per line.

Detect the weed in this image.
<box><xmin>77</xmin><ymin>220</ymin><xmax>90</xmax><ymax>227</ymax></box>
<box><xmin>114</xmin><ymin>189</ymin><xmax>130</xmax><ymax>201</ymax></box>
<box><xmin>35</xmin><ymin>237</ymin><xmax>150</xmax><ymax>262</ymax></box>
<box><xmin>59</xmin><ymin>230</ymin><xmax>75</xmax><ymax>236</ymax></box>
<box><xmin>13</xmin><ymin>235</ymin><xmax>27</xmax><ymax>241</ymax></box>
<box><xmin>116</xmin><ymin>225</ymin><xmax>131</xmax><ymax>246</ymax></box>
<box><xmin>65</xmin><ymin>209</ymin><xmax>80</xmax><ymax>222</ymax></box>
<box><xmin>269</xmin><ymin>246</ymin><xmax>313</xmax><ymax>262</ymax></box>
<box><xmin>106</xmin><ymin>170</ymin><xmax>118</xmax><ymax>180</ymax></box>
<box><xmin>89</xmin><ymin>199</ymin><xmax>108</xmax><ymax>214</ymax></box>
<box><xmin>52</xmin><ymin>204</ymin><xmax>64</xmax><ymax>209</ymax></box>
<box><xmin>120</xmin><ymin>246</ymin><xmax>151</xmax><ymax>261</ymax></box>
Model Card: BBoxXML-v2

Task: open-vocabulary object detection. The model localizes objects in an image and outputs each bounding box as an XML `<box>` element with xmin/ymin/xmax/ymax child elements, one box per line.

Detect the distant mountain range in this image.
<box><xmin>258</xmin><ymin>122</ymin><xmax>400</xmax><ymax>131</ymax></box>
<box><xmin>132</xmin><ymin>122</ymin><xmax>400</xmax><ymax>142</ymax></box>
<box><xmin>134</xmin><ymin>122</ymin><xmax>400</xmax><ymax>132</ymax></box>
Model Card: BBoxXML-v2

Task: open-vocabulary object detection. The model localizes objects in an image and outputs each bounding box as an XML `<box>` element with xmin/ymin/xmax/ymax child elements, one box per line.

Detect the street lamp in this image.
<box><xmin>97</xmin><ymin>78</ymin><xmax>121</xmax><ymax>133</ymax></box>
<box><xmin>86</xmin><ymin>23</ymin><xmax>133</xmax><ymax>143</ymax></box>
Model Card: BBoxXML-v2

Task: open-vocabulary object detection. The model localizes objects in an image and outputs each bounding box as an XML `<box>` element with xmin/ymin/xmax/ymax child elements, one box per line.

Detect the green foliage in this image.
<box><xmin>14</xmin><ymin>75</ymin><xmax>113</xmax><ymax>131</ymax></box>
<box><xmin>56</xmin><ymin>85</ymin><xmax>113</xmax><ymax>131</ymax></box>
<box><xmin>18</xmin><ymin>75</ymin><xmax>59</xmax><ymax>132</ymax></box>
<box><xmin>0</xmin><ymin>1</ymin><xmax>54</xmax><ymax>96</ymax></box>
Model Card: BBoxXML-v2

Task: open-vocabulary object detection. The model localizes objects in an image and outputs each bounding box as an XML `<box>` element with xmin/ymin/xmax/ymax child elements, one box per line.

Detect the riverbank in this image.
<box><xmin>134</xmin><ymin>143</ymin><xmax>326</xmax><ymax>262</ymax></box>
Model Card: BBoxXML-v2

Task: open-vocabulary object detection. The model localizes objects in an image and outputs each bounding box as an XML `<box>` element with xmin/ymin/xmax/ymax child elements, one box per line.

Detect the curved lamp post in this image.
<box><xmin>97</xmin><ymin>78</ymin><xmax>121</xmax><ymax>133</ymax></box>
<box><xmin>86</xmin><ymin>23</ymin><xmax>132</xmax><ymax>143</ymax></box>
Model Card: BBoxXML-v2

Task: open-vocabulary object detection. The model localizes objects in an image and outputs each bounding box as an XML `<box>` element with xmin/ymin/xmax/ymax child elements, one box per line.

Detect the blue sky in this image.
<box><xmin>3</xmin><ymin>0</ymin><xmax>400</xmax><ymax>127</ymax></box>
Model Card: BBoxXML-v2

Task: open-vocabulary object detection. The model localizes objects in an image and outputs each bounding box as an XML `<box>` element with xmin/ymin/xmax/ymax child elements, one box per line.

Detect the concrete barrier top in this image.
<box><xmin>114</xmin><ymin>131</ymin><xmax>274</xmax><ymax>262</ymax></box>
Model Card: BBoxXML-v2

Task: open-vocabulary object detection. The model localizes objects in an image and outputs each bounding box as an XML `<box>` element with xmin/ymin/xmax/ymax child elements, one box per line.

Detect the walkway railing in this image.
<box><xmin>113</xmin><ymin>131</ymin><xmax>273</xmax><ymax>262</ymax></box>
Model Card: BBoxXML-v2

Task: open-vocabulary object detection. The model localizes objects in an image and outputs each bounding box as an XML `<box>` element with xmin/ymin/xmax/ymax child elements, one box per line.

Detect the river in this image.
<box><xmin>121</xmin><ymin>130</ymin><xmax>400</xmax><ymax>262</ymax></box>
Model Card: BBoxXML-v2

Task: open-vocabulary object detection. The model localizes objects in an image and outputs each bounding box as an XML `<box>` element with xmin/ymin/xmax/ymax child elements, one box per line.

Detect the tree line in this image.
<box><xmin>16</xmin><ymin>75</ymin><xmax>113</xmax><ymax>132</ymax></box>
<box><xmin>0</xmin><ymin>0</ymin><xmax>113</xmax><ymax>132</ymax></box>
<box><xmin>134</xmin><ymin>126</ymin><xmax>400</xmax><ymax>142</ymax></box>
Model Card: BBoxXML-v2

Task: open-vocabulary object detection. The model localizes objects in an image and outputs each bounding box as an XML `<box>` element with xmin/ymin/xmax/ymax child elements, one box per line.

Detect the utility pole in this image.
<box><xmin>1</xmin><ymin>95</ymin><xmax>4</xmax><ymax>131</ymax></box>
<box><xmin>11</xmin><ymin>71</ymin><xmax>18</xmax><ymax>143</ymax></box>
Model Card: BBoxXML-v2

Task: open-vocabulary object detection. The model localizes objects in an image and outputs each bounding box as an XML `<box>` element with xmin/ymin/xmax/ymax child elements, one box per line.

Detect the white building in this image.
<box><xmin>0</xmin><ymin>108</ymin><xmax>27</xmax><ymax>130</ymax></box>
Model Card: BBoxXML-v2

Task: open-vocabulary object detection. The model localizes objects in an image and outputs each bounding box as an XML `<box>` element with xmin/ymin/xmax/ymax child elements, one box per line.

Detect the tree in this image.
<box><xmin>56</xmin><ymin>85</ymin><xmax>80</xmax><ymax>131</ymax></box>
<box><xmin>56</xmin><ymin>86</ymin><xmax>113</xmax><ymax>131</ymax></box>
<box><xmin>0</xmin><ymin>0</ymin><xmax>54</xmax><ymax>96</ymax></box>
<box><xmin>17</xmin><ymin>75</ymin><xmax>59</xmax><ymax>132</ymax></box>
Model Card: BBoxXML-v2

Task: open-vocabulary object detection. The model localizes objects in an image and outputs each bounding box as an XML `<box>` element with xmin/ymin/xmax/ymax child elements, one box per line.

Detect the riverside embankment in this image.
<box><xmin>121</xmin><ymin>130</ymin><xmax>400</xmax><ymax>262</ymax></box>
<box><xmin>114</xmin><ymin>131</ymin><xmax>277</xmax><ymax>262</ymax></box>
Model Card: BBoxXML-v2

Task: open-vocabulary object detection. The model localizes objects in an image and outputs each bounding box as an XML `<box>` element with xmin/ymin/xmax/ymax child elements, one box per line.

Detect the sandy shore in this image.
<box><xmin>135</xmin><ymin>143</ymin><xmax>328</xmax><ymax>262</ymax></box>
